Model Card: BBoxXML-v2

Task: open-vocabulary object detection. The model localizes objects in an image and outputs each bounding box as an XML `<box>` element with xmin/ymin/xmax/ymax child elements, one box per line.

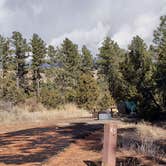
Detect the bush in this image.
<box><xmin>64</xmin><ymin>88</ymin><xmax>77</xmax><ymax>103</ymax></box>
<box><xmin>98</xmin><ymin>91</ymin><xmax>115</xmax><ymax>111</ymax></box>
<box><xmin>0</xmin><ymin>74</ymin><xmax>26</xmax><ymax>104</ymax></box>
<box><xmin>1</xmin><ymin>81</ymin><xmax>25</xmax><ymax>104</ymax></box>
<box><xmin>40</xmin><ymin>85</ymin><xmax>63</xmax><ymax>108</ymax></box>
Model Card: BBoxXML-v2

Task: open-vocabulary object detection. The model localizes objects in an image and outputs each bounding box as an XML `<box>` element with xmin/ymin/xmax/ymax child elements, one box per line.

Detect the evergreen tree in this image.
<box><xmin>0</xmin><ymin>35</ymin><xmax>11</xmax><ymax>78</ymax></box>
<box><xmin>0</xmin><ymin>34</ymin><xmax>25</xmax><ymax>103</ymax></box>
<box><xmin>57</xmin><ymin>38</ymin><xmax>81</xmax><ymax>102</ymax></box>
<box><xmin>122</xmin><ymin>36</ymin><xmax>152</xmax><ymax>86</ymax></box>
<box><xmin>0</xmin><ymin>35</ymin><xmax>12</xmax><ymax>99</ymax></box>
<box><xmin>45</xmin><ymin>45</ymin><xmax>57</xmax><ymax>81</ymax></box>
<box><xmin>97</xmin><ymin>75</ymin><xmax>115</xmax><ymax>111</ymax></box>
<box><xmin>122</xmin><ymin>36</ymin><xmax>161</xmax><ymax>119</ymax></box>
<box><xmin>77</xmin><ymin>72</ymin><xmax>99</xmax><ymax>111</ymax></box>
<box><xmin>12</xmin><ymin>31</ymin><xmax>29</xmax><ymax>91</ymax></box>
<box><xmin>31</xmin><ymin>34</ymin><xmax>46</xmax><ymax>98</ymax></box>
<box><xmin>60</xmin><ymin>38</ymin><xmax>81</xmax><ymax>74</ymax></box>
<box><xmin>81</xmin><ymin>45</ymin><xmax>93</xmax><ymax>72</ymax></box>
<box><xmin>153</xmin><ymin>15</ymin><xmax>166</xmax><ymax>110</ymax></box>
<box><xmin>97</xmin><ymin>37</ymin><xmax>126</xmax><ymax>101</ymax></box>
<box><xmin>47</xmin><ymin>45</ymin><xmax>57</xmax><ymax>66</ymax></box>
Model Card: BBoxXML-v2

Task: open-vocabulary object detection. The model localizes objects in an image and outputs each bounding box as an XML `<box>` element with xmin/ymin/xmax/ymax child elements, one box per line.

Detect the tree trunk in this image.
<box><xmin>16</xmin><ymin>77</ymin><xmax>19</xmax><ymax>89</ymax></box>
<box><xmin>37</xmin><ymin>79</ymin><xmax>40</xmax><ymax>98</ymax></box>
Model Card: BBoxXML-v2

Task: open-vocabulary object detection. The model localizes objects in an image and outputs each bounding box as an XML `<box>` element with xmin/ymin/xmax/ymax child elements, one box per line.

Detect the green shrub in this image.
<box><xmin>98</xmin><ymin>91</ymin><xmax>115</xmax><ymax>111</ymax></box>
<box><xmin>0</xmin><ymin>76</ymin><xmax>26</xmax><ymax>104</ymax></box>
<box><xmin>40</xmin><ymin>85</ymin><xmax>63</xmax><ymax>108</ymax></box>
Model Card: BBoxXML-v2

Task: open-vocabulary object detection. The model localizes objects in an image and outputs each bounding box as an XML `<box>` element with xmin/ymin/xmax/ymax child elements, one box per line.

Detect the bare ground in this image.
<box><xmin>0</xmin><ymin>118</ymin><xmax>165</xmax><ymax>166</ymax></box>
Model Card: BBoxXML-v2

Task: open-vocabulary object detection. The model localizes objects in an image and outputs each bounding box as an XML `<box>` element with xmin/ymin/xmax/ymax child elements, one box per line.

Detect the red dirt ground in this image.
<box><xmin>0</xmin><ymin>120</ymin><xmax>164</xmax><ymax>166</ymax></box>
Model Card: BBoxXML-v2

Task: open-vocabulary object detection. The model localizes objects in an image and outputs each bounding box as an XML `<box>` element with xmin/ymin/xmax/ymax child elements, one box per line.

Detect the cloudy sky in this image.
<box><xmin>0</xmin><ymin>0</ymin><xmax>166</xmax><ymax>53</ymax></box>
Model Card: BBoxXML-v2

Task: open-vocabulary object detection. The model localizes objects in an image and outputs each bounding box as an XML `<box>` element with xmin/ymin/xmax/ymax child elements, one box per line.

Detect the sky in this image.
<box><xmin>0</xmin><ymin>0</ymin><xmax>166</xmax><ymax>54</ymax></box>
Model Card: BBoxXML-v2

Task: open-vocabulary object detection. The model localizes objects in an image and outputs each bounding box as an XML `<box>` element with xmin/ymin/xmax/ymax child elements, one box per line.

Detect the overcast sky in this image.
<box><xmin>0</xmin><ymin>0</ymin><xmax>166</xmax><ymax>53</ymax></box>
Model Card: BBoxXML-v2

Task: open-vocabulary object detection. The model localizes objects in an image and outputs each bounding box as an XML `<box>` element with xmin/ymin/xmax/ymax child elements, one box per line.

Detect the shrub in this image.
<box><xmin>40</xmin><ymin>85</ymin><xmax>63</xmax><ymax>108</ymax></box>
<box><xmin>98</xmin><ymin>91</ymin><xmax>115</xmax><ymax>111</ymax></box>
<box><xmin>0</xmin><ymin>74</ymin><xmax>26</xmax><ymax>104</ymax></box>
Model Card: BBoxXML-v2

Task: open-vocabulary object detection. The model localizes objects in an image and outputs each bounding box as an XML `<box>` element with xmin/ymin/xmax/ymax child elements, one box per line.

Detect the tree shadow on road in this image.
<box><xmin>0</xmin><ymin>122</ymin><xmax>102</xmax><ymax>165</ymax></box>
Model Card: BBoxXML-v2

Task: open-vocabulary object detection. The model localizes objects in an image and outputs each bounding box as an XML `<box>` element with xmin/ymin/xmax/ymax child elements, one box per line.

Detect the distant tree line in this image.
<box><xmin>0</xmin><ymin>16</ymin><xmax>165</xmax><ymax>121</ymax></box>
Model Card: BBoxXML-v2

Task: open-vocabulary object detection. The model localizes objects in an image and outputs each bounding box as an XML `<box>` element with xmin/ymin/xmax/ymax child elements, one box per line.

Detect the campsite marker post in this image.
<box><xmin>102</xmin><ymin>122</ymin><xmax>117</xmax><ymax>166</ymax></box>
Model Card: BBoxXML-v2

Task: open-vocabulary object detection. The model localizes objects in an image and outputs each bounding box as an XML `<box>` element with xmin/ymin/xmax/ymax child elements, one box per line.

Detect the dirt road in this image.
<box><xmin>0</xmin><ymin>119</ymin><xmax>165</xmax><ymax>166</ymax></box>
<box><xmin>0</xmin><ymin>119</ymin><xmax>102</xmax><ymax>165</ymax></box>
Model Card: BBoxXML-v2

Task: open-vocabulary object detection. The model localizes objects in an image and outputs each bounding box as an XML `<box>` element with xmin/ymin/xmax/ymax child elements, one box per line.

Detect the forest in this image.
<box><xmin>0</xmin><ymin>15</ymin><xmax>165</xmax><ymax>121</ymax></box>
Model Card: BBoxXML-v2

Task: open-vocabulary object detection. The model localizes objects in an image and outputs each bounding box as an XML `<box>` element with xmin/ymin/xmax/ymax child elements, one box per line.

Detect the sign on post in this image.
<box><xmin>102</xmin><ymin>122</ymin><xmax>117</xmax><ymax>166</ymax></box>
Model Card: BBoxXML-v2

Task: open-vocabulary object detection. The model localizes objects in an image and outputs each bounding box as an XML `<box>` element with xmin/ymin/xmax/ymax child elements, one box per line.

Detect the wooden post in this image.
<box><xmin>102</xmin><ymin>122</ymin><xmax>117</xmax><ymax>166</ymax></box>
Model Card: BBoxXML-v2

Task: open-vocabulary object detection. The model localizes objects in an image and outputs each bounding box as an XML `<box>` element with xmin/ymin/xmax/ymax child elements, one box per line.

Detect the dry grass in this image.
<box><xmin>118</xmin><ymin>120</ymin><xmax>166</xmax><ymax>163</ymax></box>
<box><xmin>137</xmin><ymin>122</ymin><xmax>166</xmax><ymax>140</ymax></box>
<box><xmin>0</xmin><ymin>103</ymin><xmax>91</xmax><ymax>125</ymax></box>
<box><xmin>118</xmin><ymin>120</ymin><xmax>166</xmax><ymax>140</ymax></box>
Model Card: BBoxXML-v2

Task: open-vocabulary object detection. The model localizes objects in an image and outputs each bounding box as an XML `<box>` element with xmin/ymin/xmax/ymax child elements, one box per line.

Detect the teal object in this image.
<box><xmin>125</xmin><ymin>101</ymin><xmax>136</xmax><ymax>113</ymax></box>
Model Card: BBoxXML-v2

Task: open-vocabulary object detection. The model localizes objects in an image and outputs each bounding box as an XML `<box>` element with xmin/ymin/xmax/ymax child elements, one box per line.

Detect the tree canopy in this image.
<box><xmin>0</xmin><ymin>15</ymin><xmax>165</xmax><ymax>121</ymax></box>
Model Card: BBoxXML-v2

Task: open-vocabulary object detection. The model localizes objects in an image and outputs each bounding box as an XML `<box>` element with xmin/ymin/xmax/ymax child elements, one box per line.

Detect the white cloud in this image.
<box><xmin>51</xmin><ymin>22</ymin><xmax>110</xmax><ymax>53</ymax></box>
<box><xmin>0</xmin><ymin>0</ymin><xmax>9</xmax><ymax>22</ymax></box>
<box><xmin>31</xmin><ymin>4</ymin><xmax>43</xmax><ymax>15</ymax></box>
<box><xmin>113</xmin><ymin>13</ymin><xmax>161</xmax><ymax>48</ymax></box>
<box><xmin>0</xmin><ymin>0</ymin><xmax>14</xmax><ymax>34</ymax></box>
<box><xmin>0</xmin><ymin>0</ymin><xmax>166</xmax><ymax>53</ymax></box>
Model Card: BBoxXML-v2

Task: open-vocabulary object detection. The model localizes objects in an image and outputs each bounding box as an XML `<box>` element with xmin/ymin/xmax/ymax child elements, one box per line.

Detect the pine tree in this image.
<box><xmin>77</xmin><ymin>72</ymin><xmax>99</xmax><ymax>111</ymax></box>
<box><xmin>81</xmin><ymin>45</ymin><xmax>93</xmax><ymax>72</ymax></box>
<box><xmin>44</xmin><ymin>45</ymin><xmax>57</xmax><ymax>81</ymax></box>
<box><xmin>12</xmin><ymin>31</ymin><xmax>29</xmax><ymax>91</ymax></box>
<box><xmin>0</xmin><ymin>35</ymin><xmax>12</xmax><ymax>99</ymax></box>
<box><xmin>123</xmin><ymin>36</ymin><xmax>152</xmax><ymax>85</ymax></box>
<box><xmin>97</xmin><ymin>75</ymin><xmax>115</xmax><ymax>111</ymax></box>
<box><xmin>97</xmin><ymin>37</ymin><xmax>125</xmax><ymax>101</ymax></box>
<box><xmin>0</xmin><ymin>35</ymin><xmax>11</xmax><ymax>78</ymax></box>
<box><xmin>31</xmin><ymin>34</ymin><xmax>46</xmax><ymax>98</ymax></box>
<box><xmin>60</xmin><ymin>38</ymin><xmax>81</xmax><ymax>74</ymax></box>
<box><xmin>56</xmin><ymin>38</ymin><xmax>81</xmax><ymax>102</ymax></box>
<box><xmin>0</xmin><ymin>34</ymin><xmax>25</xmax><ymax>103</ymax></box>
<box><xmin>153</xmin><ymin>15</ymin><xmax>166</xmax><ymax>109</ymax></box>
<box><xmin>47</xmin><ymin>45</ymin><xmax>57</xmax><ymax>66</ymax></box>
<box><xmin>122</xmin><ymin>36</ymin><xmax>161</xmax><ymax>119</ymax></box>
